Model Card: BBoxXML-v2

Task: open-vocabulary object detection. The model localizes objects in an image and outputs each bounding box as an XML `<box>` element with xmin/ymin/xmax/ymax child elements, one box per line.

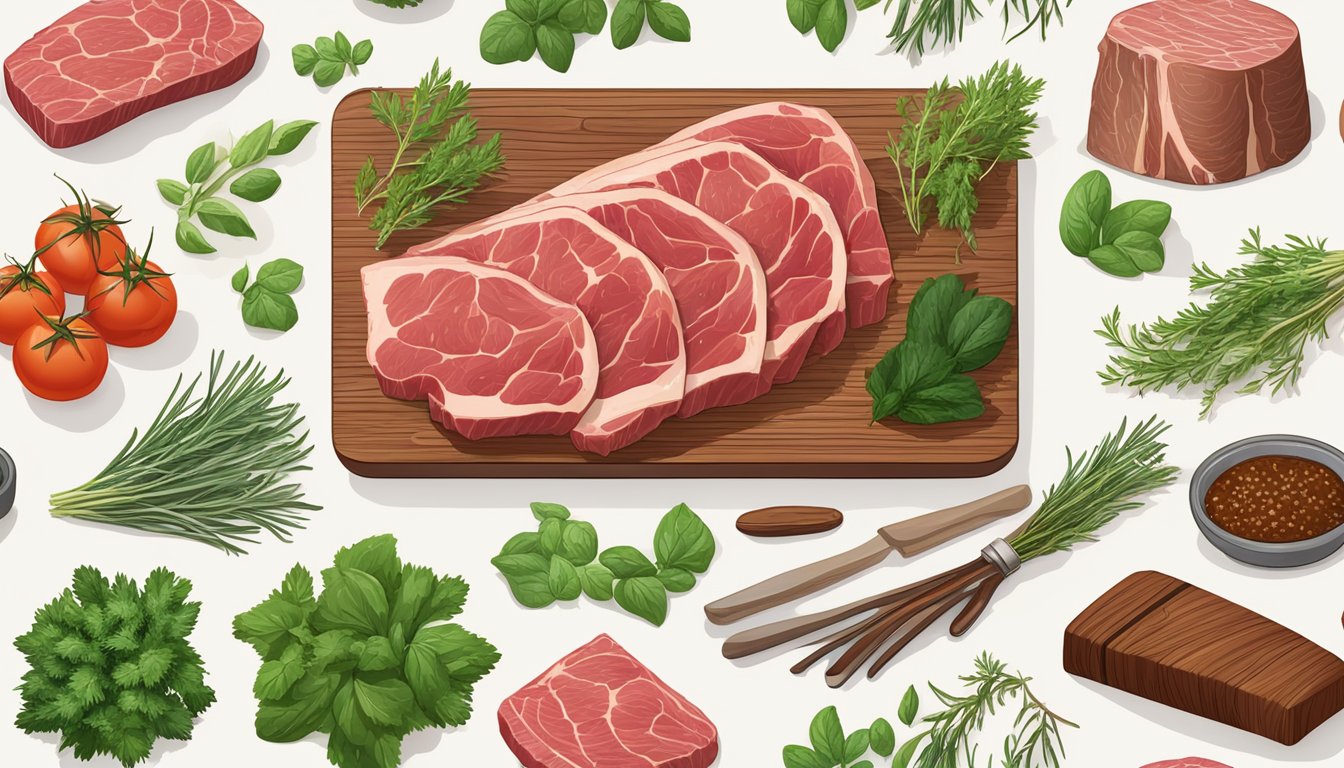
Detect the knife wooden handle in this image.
<box><xmin>879</xmin><ymin>485</ymin><xmax>1032</xmax><ymax>556</ymax></box>
<box><xmin>703</xmin><ymin>536</ymin><xmax>891</xmax><ymax>626</ymax></box>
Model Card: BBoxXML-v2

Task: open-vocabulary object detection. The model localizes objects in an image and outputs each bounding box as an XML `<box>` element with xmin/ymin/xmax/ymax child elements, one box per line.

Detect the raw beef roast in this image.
<box><xmin>662</xmin><ymin>102</ymin><xmax>892</xmax><ymax>329</ymax></box>
<box><xmin>467</xmin><ymin>188</ymin><xmax>769</xmax><ymax>418</ymax></box>
<box><xmin>499</xmin><ymin>634</ymin><xmax>719</xmax><ymax>768</ymax></box>
<box><xmin>1087</xmin><ymin>0</ymin><xmax>1310</xmax><ymax>184</ymax></box>
<box><xmin>543</xmin><ymin>139</ymin><xmax>847</xmax><ymax>385</ymax></box>
<box><xmin>406</xmin><ymin>208</ymin><xmax>685</xmax><ymax>456</ymax></box>
<box><xmin>362</xmin><ymin>258</ymin><xmax>597</xmax><ymax>440</ymax></box>
<box><xmin>1142</xmin><ymin>760</ymin><xmax>1234</xmax><ymax>768</ymax></box>
<box><xmin>5</xmin><ymin>0</ymin><xmax>264</xmax><ymax>148</ymax></box>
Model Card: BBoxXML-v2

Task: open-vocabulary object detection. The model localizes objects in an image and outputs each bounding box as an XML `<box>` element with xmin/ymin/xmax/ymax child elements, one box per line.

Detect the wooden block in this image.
<box><xmin>1064</xmin><ymin>571</ymin><xmax>1344</xmax><ymax>745</ymax></box>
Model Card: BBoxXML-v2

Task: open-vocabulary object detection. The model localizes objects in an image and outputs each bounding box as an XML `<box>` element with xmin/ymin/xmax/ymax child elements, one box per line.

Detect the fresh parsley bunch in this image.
<box><xmin>234</xmin><ymin>535</ymin><xmax>499</xmax><ymax>768</ymax></box>
<box><xmin>493</xmin><ymin>502</ymin><xmax>715</xmax><ymax>626</ymax></box>
<box><xmin>14</xmin><ymin>567</ymin><xmax>216</xmax><ymax>767</ymax></box>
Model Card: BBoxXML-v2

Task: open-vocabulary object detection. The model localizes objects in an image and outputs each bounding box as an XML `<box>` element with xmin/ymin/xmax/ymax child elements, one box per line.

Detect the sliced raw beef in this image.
<box><xmin>661</xmin><ymin>102</ymin><xmax>892</xmax><ymax>329</ymax></box>
<box><xmin>1087</xmin><ymin>0</ymin><xmax>1310</xmax><ymax>185</ymax></box>
<box><xmin>405</xmin><ymin>208</ymin><xmax>684</xmax><ymax>456</ymax></box>
<box><xmin>499</xmin><ymin>634</ymin><xmax>719</xmax><ymax>768</ymax></box>
<box><xmin>542</xmin><ymin>139</ymin><xmax>847</xmax><ymax>385</ymax></box>
<box><xmin>361</xmin><ymin>258</ymin><xmax>597</xmax><ymax>441</ymax></box>
<box><xmin>1142</xmin><ymin>760</ymin><xmax>1235</xmax><ymax>768</ymax></box>
<box><xmin>5</xmin><ymin>0</ymin><xmax>264</xmax><ymax>148</ymax></box>
<box><xmin>463</xmin><ymin>188</ymin><xmax>768</xmax><ymax>418</ymax></box>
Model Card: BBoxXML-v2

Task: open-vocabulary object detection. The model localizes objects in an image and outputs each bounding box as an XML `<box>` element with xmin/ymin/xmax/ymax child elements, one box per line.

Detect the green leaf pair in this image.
<box><xmin>293</xmin><ymin>32</ymin><xmax>373</xmax><ymax>87</ymax></box>
<box><xmin>788</xmin><ymin>0</ymin><xmax>881</xmax><ymax>53</ymax></box>
<box><xmin>159</xmin><ymin>119</ymin><xmax>319</xmax><ymax>255</ymax></box>
<box><xmin>1060</xmin><ymin>170</ymin><xmax>1171</xmax><ymax>277</ymax></box>
<box><xmin>481</xmin><ymin>0</ymin><xmax>690</xmax><ymax>73</ymax></box>
<box><xmin>867</xmin><ymin>274</ymin><xmax>1011</xmax><ymax>425</ymax></box>
<box><xmin>782</xmin><ymin>706</ymin><xmax>897</xmax><ymax>768</ymax></box>
<box><xmin>491</xmin><ymin>502</ymin><xmax>715</xmax><ymax>626</ymax></box>
<box><xmin>232</xmin><ymin>258</ymin><xmax>304</xmax><ymax>332</ymax></box>
<box><xmin>234</xmin><ymin>535</ymin><xmax>499</xmax><ymax>768</ymax></box>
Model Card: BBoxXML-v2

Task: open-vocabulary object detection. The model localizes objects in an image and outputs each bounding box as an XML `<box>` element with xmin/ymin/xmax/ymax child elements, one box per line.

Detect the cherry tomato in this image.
<box><xmin>85</xmin><ymin>233</ymin><xmax>177</xmax><ymax>348</ymax></box>
<box><xmin>13</xmin><ymin>315</ymin><xmax>108</xmax><ymax>402</ymax></box>
<box><xmin>0</xmin><ymin>256</ymin><xmax>65</xmax><ymax>345</ymax></box>
<box><xmin>34</xmin><ymin>177</ymin><xmax>128</xmax><ymax>295</ymax></box>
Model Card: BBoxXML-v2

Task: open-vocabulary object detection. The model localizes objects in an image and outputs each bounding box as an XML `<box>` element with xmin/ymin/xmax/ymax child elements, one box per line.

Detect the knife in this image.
<box><xmin>703</xmin><ymin>485</ymin><xmax>1032</xmax><ymax>626</ymax></box>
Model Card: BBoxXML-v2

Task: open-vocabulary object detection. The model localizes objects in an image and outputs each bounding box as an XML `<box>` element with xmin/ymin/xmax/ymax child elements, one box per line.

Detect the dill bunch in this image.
<box><xmin>886</xmin><ymin>0</ymin><xmax>1074</xmax><ymax>55</ymax></box>
<box><xmin>1099</xmin><ymin>229</ymin><xmax>1344</xmax><ymax>418</ymax></box>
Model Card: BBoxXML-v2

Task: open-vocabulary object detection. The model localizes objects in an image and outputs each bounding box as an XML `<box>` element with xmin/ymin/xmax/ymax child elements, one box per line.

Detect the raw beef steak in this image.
<box><xmin>362</xmin><ymin>258</ymin><xmax>597</xmax><ymax>441</ymax></box>
<box><xmin>1142</xmin><ymin>760</ymin><xmax>1235</xmax><ymax>768</ymax></box>
<box><xmin>405</xmin><ymin>208</ymin><xmax>685</xmax><ymax>456</ymax></box>
<box><xmin>468</xmin><ymin>188</ymin><xmax>768</xmax><ymax>418</ymax></box>
<box><xmin>1087</xmin><ymin>0</ymin><xmax>1310</xmax><ymax>184</ymax></box>
<box><xmin>5</xmin><ymin>0</ymin><xmax>264</xmax><ymax>148</ymax></box>
<box><xmin>499</xmin><ymin>634</ymin><xmax>719</xmax><ymax>768</ymax></box>
<box><xmin>662</xmin><ymin>102</ymin><xmax>892</xmax><ymax>329</ymax></box>
<box><xmin>543</xmin><ymin>139</ymin><xmax>847</xmax><ymax>385</ymax></box>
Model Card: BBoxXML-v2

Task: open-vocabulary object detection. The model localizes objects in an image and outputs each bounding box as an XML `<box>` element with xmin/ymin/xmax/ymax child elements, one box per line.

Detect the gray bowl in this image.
<box><xmin>0</xmin><ymin>447</ymin><xmax>13</xmax><ymax>519</ymax></box>
<box><xmin>1191</xmin><ymin>434</ymin><xmax>1344</xmax><ymax>568</ymax></box>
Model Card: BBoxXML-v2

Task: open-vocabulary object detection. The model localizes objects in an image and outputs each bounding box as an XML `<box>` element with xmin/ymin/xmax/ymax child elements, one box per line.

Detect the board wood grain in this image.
<box><xmin>331</xmin><ymin>89</ymin><xmax>1019</xmax><ymax>477</ymax></box>
<box><xmin>1064</xmin><ymin>571</ymin><xmax>1344</xmax><ymax>746</ymax></box>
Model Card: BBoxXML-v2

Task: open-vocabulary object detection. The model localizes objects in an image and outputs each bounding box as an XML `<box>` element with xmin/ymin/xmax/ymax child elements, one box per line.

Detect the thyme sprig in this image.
<box><xmin>886</xmin><ymin>0</ymin><xmax>1074</xmax><ymax>55</ymax></box>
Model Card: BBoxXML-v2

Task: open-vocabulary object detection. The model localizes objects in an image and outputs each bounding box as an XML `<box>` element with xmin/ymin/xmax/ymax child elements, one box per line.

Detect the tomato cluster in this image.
<box><xmin>2</xmin><ymin>179</ymin><xmax>177</xmax><ymax>401</ymax></box>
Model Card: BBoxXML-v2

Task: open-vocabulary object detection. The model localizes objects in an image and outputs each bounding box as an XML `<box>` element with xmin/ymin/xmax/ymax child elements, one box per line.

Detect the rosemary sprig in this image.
<box><xmin>886</xmin><ymin>0</ymin><xmax>1073</xmax><ymax>55</ymax></box>
<box><xmin>49</xmin><ymin>352</ymin><xmax>320</xmax><ymax>555</ymax></box>
<box><xmin>1099</xmin><ymin>229</ymin><xmax>1344</xmax><ymax>418</ymax></box>
<box><xmin>355</xmin><ymin>59</ymin><xmax>506</xmax><ymax>249</ymax></box>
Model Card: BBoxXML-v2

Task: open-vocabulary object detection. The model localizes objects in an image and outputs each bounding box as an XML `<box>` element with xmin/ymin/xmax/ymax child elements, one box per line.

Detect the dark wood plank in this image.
<box><xmin>331</xmin><ymin>88</ymin><xmax>1019</xmax><ymax>477</ymax></box>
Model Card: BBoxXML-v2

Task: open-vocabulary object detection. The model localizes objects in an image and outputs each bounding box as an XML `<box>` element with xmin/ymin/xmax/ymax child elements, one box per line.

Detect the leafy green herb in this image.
<box><xmin>887</xmin><ymin>62</ymin><xmax>1043</xmax><ymax>251</ymax></box>
<box><xmin>491</xmin><ymin>502</ymin><xmax>714</xmax><ymax>626</ymax></box>
<box><xmin>293</xmin><ymin>32</ymin><xmax>373</xmax><ymax>87</ymax></box>
<box><xmin>233</xmin><ymin>258</ymin><xmax>304</xmax><ymax>332</ymax></box>
<box><xmin>234</xmin><ymin>535</ymin><xmax>499</xmax><ymax>768</ymax></box>
<box><xmin>355</xmin><ymin>61</ymin><xmax>505</xmax><ymax>250</ymax></box>
<box><xmin>15</xmin><ymin>567</ymin><xmax>216</xmax><ymax>767</ymax></box>
<box><xmin>1060</xmin><ymin>171</ymin><xmax>1171</xmax><ymax>276</ymax></box>
<box><xmin>49</xmin><ymin>353</ymin><xmax>320</xmax><ymax>555</ymax></box>
<box><xmin>482</xmin><ymin>0</ymin><xmax>688</xmax><ymax>72</ymax></box>
<box><xmin>789</xmin><ymin>0</ymin><xmax>1071</xmax><ymax>54</ymax></box>
<box><xmin>1099</xmin><ymin>230</ymin><xmax>1344</xmax><ymax>417</ymax></box>
<box><xmin>612</xmin><ymin>0</ymin><xmax>692</xmax><ymax>49</ymax></box>
<box><xmin>159</xmin><ymin>119</ymin><xmax>318</xmax><ymax>254</ymax></box>
<box><xmin>789</xmin><ymin>0</ymin><xmax>881</xmax><ymax>53</ymax></box>
<box><xmin>898</xmin><ymin>686</ymin><xmax>920</xmax><ymax>726</ymax></box>
<box><xmin>867</xmin><ymin>274</ymin><xmax>1011</xmax><ymax>425</ymax></box>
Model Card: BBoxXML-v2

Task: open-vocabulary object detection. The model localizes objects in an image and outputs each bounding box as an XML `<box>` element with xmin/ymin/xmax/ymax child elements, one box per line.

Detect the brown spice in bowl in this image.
<box><xmin>1205</xmin><ymin>455</ymin><xmax>1344</xmax><ymax>543</ymax></box>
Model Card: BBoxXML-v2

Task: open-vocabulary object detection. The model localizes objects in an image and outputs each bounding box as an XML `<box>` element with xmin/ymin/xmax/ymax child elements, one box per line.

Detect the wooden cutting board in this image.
<box><xmin>331</xmin><ymin>89</ymin><xmax>1018</xmax><ymax>478</ymax></box>
<box><xmin>1064</xmin><ymin>571</ymin><xmax>1344</xmax><ymax>745</ymax></box>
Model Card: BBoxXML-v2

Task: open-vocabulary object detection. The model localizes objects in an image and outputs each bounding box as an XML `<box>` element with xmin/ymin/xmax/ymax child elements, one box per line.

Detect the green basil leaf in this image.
<box><xmin>782</xmin><ymin>745</ymin><xmax>831</xmax><ymax>768</ymax></box>
<box><xmin>653</xmin><ymin>503</ymin><xmax>715</xmax><ymax>573</ymax></box>
<box><xmin>655</xmin><ymin>566</ymin><xmax>695</xmax><ymax>593</ymax></box>
<box><xmin>843</xmin><ymin>729</ymin><xmax>870</xmax><ymax>761</ymax></box>
<box><xmin>538</xmin><ymin>517</ymin><xmax>565</xmax><ymax>556</ymax></box>
<box><xmin>946</xmin><ymin>296</ymin><xmax>1012</xmax><ymax>372</ymax></box>
<box><xmin>814</xmin><ymin>0</ymin><xmax>847</xmax><ymax>52</ymax></box>
<box><xmin>854</xmin><ymin>0</ymin><xmax>882</xmax><ymax>8</ymax></box>
<box><xmin>506</xmin><ymin>0</ymin><xmax>540</xmax><ymax>22</ymax></box>
<box><xmin>353</xmin><ymin>678</ymin><xmax>414</xmax><ymax>728</ymax></box>
<box><xmin>269</xmin><ymin>120</ymin><xmax>319</xmax><ymax>156</ymax></box>
<box><xmin>230</xmin><ymin>167</ymin><xmax>282</xmax><ymax>202</ymax></box>
<box><xmin>851</xmin><ymin>761</ymin><xmax>874</xmax><ymax>768</ymax></box>
<box><xmin>256</xmin><ymin>258</ymin><xmax>304</xmax><ymax>293</ymax></box>
<box><xmin>1059</xmin><ymin>170</ymin><xmax>1111</xmax><ymax>257</ymax></box>
<box><xmin>808</xmin><ymin>706</ymin><xmax>845</xmax><ymax>762</ymax></box>
<box><xmin>1102</xmin><ymin>199</ymin><xmax>1171</xmax><ymax>243</ymax></box>
<box><xmin>892</xmin><ymin>735</ymin><xmax>922</xmax><ymax>768</ymax></box>
<box><xmin>492</xmin><ymin>552</ymin><xmax>549</xmax><ymax>579</ymax></box>
<box><xmin>231</xmin><ymin>264</ymin><xmax>249</xmax><ymax>293</ymax></box>
<box><xmin>313</xmin><ymin>59</ymin><xmax>347</xmax><ymax>88</ymax></box>
<box><xmin>906</xmin><ymin>274</ymin><xmax>972</xmax><ymax>348</ymax></box>
<box><xmin>312</xmin><ymin>567</ymin><xmax>388</xmax><ymax>636</ymax></box>
<box><xmin>787</xmin><ymin>0</ymin><xmax>824</xmax><ymax>33</ymax></box>
<box><xmin>291</xmin><ymin>43</ymin><xmax>319</xmax><ymax>76</ymax></box>
<box><xmin>535</xmin><ymin>20</ymin><xmax>576</xmax><ymax>73</ymax></box>
<box><xmin>334</xmin><ymin>31</ymin><xmax>353</xmax><ymax>60</ymax></box>
<box><xmin>156</xmin><ymin>178</ymin><xmax>188</xmax><ymax>206</ymax></box>
<box><xmin>536</xmin><ymin>0</ymin><xmax>566</xmax><ymax>20</ymax></box>
<box><xmin>897</xmin><ymin>685</ymin><xmax>920</xmax><ymax>725</ymax></box>
<box><xmin>352</xmin><ymin>39</ymin><xmax>374</xmax><ymax>67</ymax></box>
<box><xmin>578</xmin><ymin>563</ymin><xmax>614</xmax><ymax>601</ymax></box>
<box><xmin>869</xmin><ymin>717</ymin><xmax>896</xmax><ymax>756</ymax></box>
<box><xmin>253</xmin><ymin>645</ymin><xmax>306</xmax><ymax>700</ymax></box>
<box><xmin>896</xmin><ymin>374</ymin><xmax>984</xmax><ymax>424</ymax></box>
<box><xmin>255</xmin><ymin>671</ymin><xmax>339</xmax><ymax>742</ymax></box>
<box><xmin>613</xmin><ymin>575</ymin><xmax>668</xmax><ymax>625</ymax></box>
<box><xmin>481</xmin><ymin>11</ymin><xmax>537</xmax><ymax>64</ymax></box>
<box><xmin>559</xmin><ymin>0</ymin><xmax>607</xmax><ymax>34</ymax></box>
<box><xmin>1088</xmin><ymin>231</ymin><xmax>1164</xmax><ymax>277</ymax></box>
<box><xmin>231</xmin><ymin>120</ymin><xmax>275</xmax><ymax>167</ymax></box>
<box><xmin>557</xmin><ymin>520</ymin><xmax>598</xmax><ymax>566</ymax></box>
<box><xmin>504</xmin><ymin>571</ymin><xmax>555</xmax><ymax>608</ymax></box>
<box><xmin>241</xmin><ymin>285</ymin><xmax>299</xmax><ymax>332</ymax></box>
<box><xmin>893</xmin><ymin>340</ymin><xmax>956</xmax><ymax>399</ymax></box>
<box><xmin>646</xmin><ymin>2</ymin><xmax>691</xmax><ymax>42</ymax></box>
<box><xmin>1086</xmin><ymin>244</ymin><xmax>1139</xmax><ymax>277</ymax></box>
<box><xmin>184</xmin><ymin>142</ymin><xmax>218</xmax><ymax>184</ymax></box>
<box><xmin>531</xmin><ymin>501</ymin><xmax>572</xmax><ymax>521</ymax></box>
<box><xmin>196</xmin><ymin>198</ymin><xmax>257</xmax><ymax>238</ymax></box>
<box><xmin>499</xmin><ymin>531</ymin><xmax>542</xmax><ymax>555</ymax></box>
<box><xmin>314</xmin><ymin>36</ymin><xmax>338</xmax><ymax>59</ymax></box>
<box><xmin>175</xmin><ymin>220</ymin><xmax>215</xmax><ymax>254</ymax></box>
<box><xmin>356</xmin><ymin>636</ymin><xmax>399</xmax><ymax>672</ymax></box>
<box><xmin>598</xmin><ymin>546</ymin><xmax>657</xmax><ymax>579</ymax></box>
<box><xmin>611</xmin><ymin>0</ymin><xmax>645</xmax><ymax>50</ymax></box>
<box><xmin>547</xmin><ymin>555</ymin><xmax>582</xmax><ymax>601</ymax></box>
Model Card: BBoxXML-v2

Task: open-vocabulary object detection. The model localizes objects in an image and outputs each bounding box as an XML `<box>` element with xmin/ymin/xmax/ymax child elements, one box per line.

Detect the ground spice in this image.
<box><xmin>1205</xmin><ymin>455</ymin><xmax>1344</xmax><ymax>543</ymax></box>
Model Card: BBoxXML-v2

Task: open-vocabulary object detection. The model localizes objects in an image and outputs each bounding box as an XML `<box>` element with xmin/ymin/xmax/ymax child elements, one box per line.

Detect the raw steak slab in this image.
<box><xmin>661</xmin><ymin>102</ymin><xmax>892</xmax><ymax>329</ymax></box>
<box><xmin>472</xmin><ymin>188</ymin><xmax>769</xmax><ymax>419</ymax></box>
<box><xmin>406</xmin><ymin>208</ymin><xmax>685</xmax><ymax>456</ymax></box>
<box><xmin>5</xmin><ymin>0</ymin><xmax>264</xmax><ymax>148</ymax></box>
<box><xmin>1087</xmin><ymin>0</ymin><xmax>1310</xmax><ymax>185</ymax></box>
<box><xmin>362</xmin><ymin>258</ymin><xmax>597</xmax><ymax>441</ymax></box>
<box><xmin>499</xmin><ymin>634</ymin><xmax>719</xmax><ymax>768</ymax></box>
<box><xmin>1142</xmin><ymin>760</ymin><xmax>1235</xmax><ymax>768</ymax></box>
<box><xmin>543</xmin><ymin>139</ymin><xmax>847</xmax><ymax>386</ymax></box>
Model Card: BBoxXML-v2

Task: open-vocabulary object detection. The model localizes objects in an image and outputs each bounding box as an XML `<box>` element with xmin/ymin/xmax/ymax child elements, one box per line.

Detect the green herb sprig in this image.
<box><xmin>355</xmin><ymin>61</ymin><xmax>505</xmax><ymax>249</ymax></box>
<box><xmin>15</xmin><ymin>567</ymin><xmax>216</xmax><ymax>767</ymax></box>
<box><xmin>158</xmin><ymin>120</ymin><xmax>318</xmax><ymax>254</ymax></box>
<box><xmin>49</xmin><ymin>352</ymin><xmax>320</xmax><ymax>555</ymax></box>
<box><xmin>888</xmin><ymin>62</ymin><xmax>1043</xmax><ymax>251</ymax></box>
<box><xmin>1060</xmin><ymin>170</ymin><xmax>1171</xmax><ymax>277</ymax></box>
<box><xmin>492</xmin><ymin>502</ymin><xmax>715</xmax><ymax>626</ymax></box>
<box><xmin>232</xmin><ymin>258</ymin><xmax>304</xmax><ymax>332</ymax></box>
<box><xmin>481</xmin><ymin>0</ymin><xmax>690</xmax><ymax>73</ymax></box>
<box><xmin>788</xmin><ymin>0</ymin><xmax>1072</xmax><ymax>54</ymax></box>
<box><xmin>293</xmin><ymin>32</ymin><xmax>373</xmax><ymax>87</ymax></box>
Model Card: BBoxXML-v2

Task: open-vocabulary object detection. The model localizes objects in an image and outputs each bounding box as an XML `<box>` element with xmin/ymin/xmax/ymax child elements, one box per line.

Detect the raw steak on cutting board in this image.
<box><xmin>5</xmin><ymin>0</ymin><xmax>264</xmax><ymax>148</ymax></box>
<box><xmin>464</xmin><ymin>188</ymin><xmax>769</xmax><ymax>419</ymax></box>
<box><xmin>361</xmin><ymin>258</ymin><xmax>597</xmax><ymax>441</ymax></box>
<box><xmin>542</xmin><ymin>139</ymin><xmax>847</xmax><ymax>386</ymax></box>
<box><xmin>1087</xmin><ymin>0</ymin><xmax>1310</xmax><ymax>185</ymax></box>
<box><xmin>1142</xmin><ymin>760</ymin><xmax>1234</xmax><ymax>768</ymax></box>
<box><xmin>499</xmin><ymin>634</ymin><xmax>719</xmax><ymax>768</ymax></box>
<box><xmin>406</xmin><ymin>208</ymin><xmax>685</xmax><ymax>456</ymax></box>
<box><xmin>662</xmin><ymin>102</ymin><xmax>892</xmax><ymax>329</ymax></box>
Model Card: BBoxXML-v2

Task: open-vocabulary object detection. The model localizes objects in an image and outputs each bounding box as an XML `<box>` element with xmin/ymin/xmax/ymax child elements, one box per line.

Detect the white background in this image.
<box><xmin>1</xmin><ymin>1</ymin><xmax>1342</xmax><ymax>766</ymax></box>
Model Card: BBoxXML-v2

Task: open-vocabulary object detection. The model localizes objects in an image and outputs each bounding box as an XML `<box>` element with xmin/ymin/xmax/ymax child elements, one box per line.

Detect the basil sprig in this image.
<box><xmin>481</xmin><ymin>0</ymin><xmax>690</xmax><ymax>73</ymax></box>
<box><xmin>232</xmin><ymin>258</ymin><xmax>304</xmax><ymax>333</ymax></box>
<box><xmin>1060</xmin><ymin>170</ymin><xmax>1171</xmax><ymax>277</ymax></box>
<box><xmin>293</xmin><ymin>32</ymin><xmax>373</xmax><ymax>87</ymax></box>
